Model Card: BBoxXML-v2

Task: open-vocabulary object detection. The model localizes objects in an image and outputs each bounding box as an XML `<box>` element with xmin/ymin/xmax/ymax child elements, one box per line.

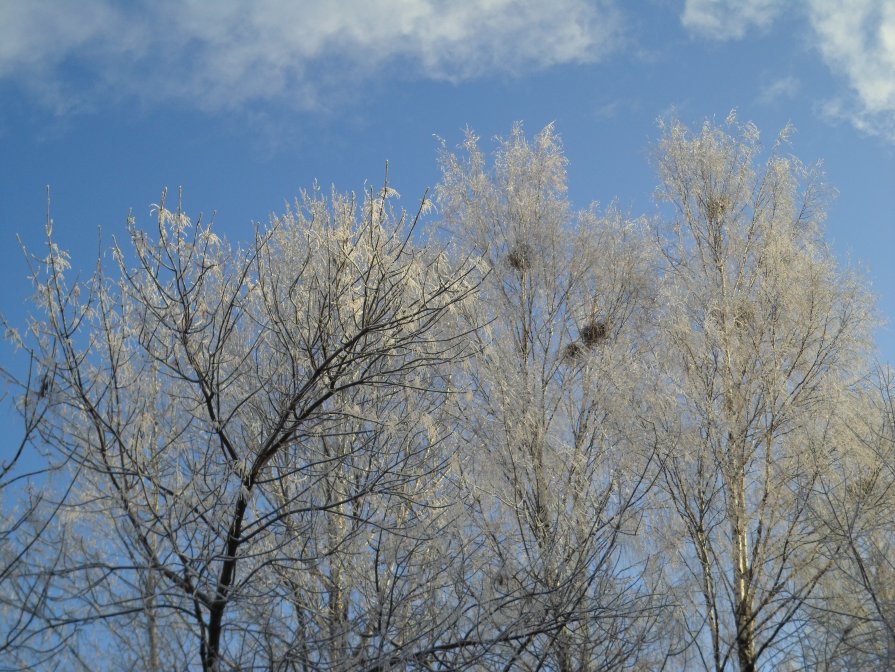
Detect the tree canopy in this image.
<box><xmin>2</xmin><ymin>115</ymin><xmax>891</xmax><ymax>671</ymax></box>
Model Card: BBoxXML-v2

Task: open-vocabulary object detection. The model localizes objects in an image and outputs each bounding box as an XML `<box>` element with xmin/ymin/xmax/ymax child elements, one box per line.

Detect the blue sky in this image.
<box><xmin>1</xmin><ymin>0</ymin><xmax>894</xmax><ymax>363</ymax></box>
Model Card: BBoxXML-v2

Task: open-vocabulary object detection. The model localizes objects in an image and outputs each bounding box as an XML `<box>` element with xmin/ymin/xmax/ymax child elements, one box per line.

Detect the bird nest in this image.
<box><xmin>705</xmin><ymin>196</ymin><xmax>730</xmax><ymax>223</ymax></box>
<box><xmin>506</xmin><ymin>243</ymin><xmax>533</xmax><ymax>272</ymax></box>
<box><xmin>562</xmin><ymin>342</ymin><xmax>584</xmax><ymax>361</ymax></box>
<box><xmin>579</xmin><ymin>320</ymin><xmax>608</xmax><ymax>347</ymax></box>
<box><xmin>563</xmin><ymin>320</ymin><xmax>609</xmax><ymax>362</ymax></box>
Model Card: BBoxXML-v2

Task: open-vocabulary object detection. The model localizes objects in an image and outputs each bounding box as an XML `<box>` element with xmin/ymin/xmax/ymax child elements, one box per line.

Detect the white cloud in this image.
<box><xmin>757</xmin><ymin>75</ymin><xmax>800</xmax><ymax>105</ymax></box>
<box><xmin>0</xmin><ymin>2</ymin><xmax>118</xmax><ymax>76</ymax></box>
<box><xmin>679</xmin><ymin>0</ymin><xmax>895</xmax><ymax>141</ymax></box>
<box><xmin>0</xmin><ymin>1</ymin><xmax>143</xmax><ymax>112</ymax></box>
<box><xmin>680</xmin><ymin>0</ymin><xmax>784</xmax><ymax>40</ymax></box>
<box><xmin>808</xmin><ymin>0</ymin><xmax>895</xmax><ymax>141</ymax></box>
<box><xmin>0</xmin><ymin>0</ymin><xmax>623</xmax><ymax>112</ymax></box>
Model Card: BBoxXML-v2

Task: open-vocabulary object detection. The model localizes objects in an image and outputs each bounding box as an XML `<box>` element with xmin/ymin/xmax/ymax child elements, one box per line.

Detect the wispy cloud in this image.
<box><xmin>757</xmin><ymin>75</ymin><xmax>800</xmax><ymax>106</ymax></box>
<box><xmin>592</xmin><ymin>98</ymin><xmax>641</xmax><ymax>121</ymax></box>
<box><xmin>679</xmin><ymin>0</ymin><xmax>895</xmax><ymax>142</ymax></box>
<box><xmin>680</xmin><ymin>0</ymin><xmax>784</xmax><ymax>40</ymax></box>
<box><xmin>808</xmin><ymin>0</ymin><xmax>895</xmax><ymax>141</ymax></box>
<box><xmin>0</xmin><ymin>0</ymin><xmax>624</xmax><ymax>113</ymax></box>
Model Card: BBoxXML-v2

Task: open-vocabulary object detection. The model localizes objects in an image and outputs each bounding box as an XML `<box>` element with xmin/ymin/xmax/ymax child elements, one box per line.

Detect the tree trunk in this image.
<box><xmin>732</xmin><ymin>465</ymin><xmax>756</xmax><ymax>672</ymax></box>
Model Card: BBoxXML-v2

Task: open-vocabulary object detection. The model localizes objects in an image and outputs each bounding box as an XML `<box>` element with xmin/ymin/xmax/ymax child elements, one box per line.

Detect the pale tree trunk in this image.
<box><xmin>730</xmin><ymin>468</ymin><xmax>756</xmax><ymax>672</ymax></box>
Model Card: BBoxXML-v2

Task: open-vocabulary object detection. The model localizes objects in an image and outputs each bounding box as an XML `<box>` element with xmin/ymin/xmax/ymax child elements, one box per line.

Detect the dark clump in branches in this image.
<box><xmin>579</xmin><ymin>319</ymin><xmax>608</xmax><ymax>347</ymax></box>
<box><xmin>705</xmin><ymin>195</ymin><xmax>730</xmax><ymax>224</ymax></box>
<box><xmin>506</xmin><ymin>242</ymin><xmax>533</xmax><ymax>272</ymax></box>
<box><xmin>563</xmin><ymin>321</ymin><xmax>609</xmax><ymax>361</ymax></box>
<box><xmin>562</xmin><ymin>341</ymin><xmax>584</xmax><ymax>361</ymax></box>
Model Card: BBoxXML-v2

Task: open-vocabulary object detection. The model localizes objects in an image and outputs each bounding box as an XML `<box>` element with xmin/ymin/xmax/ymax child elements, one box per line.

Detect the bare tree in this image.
<box><xmin>11</xmin><ymin>183</ymin><xmax>478</xmax><ymax>671</ymax></box>
<box><xmin>436</xmin><ymin>124</ymin><xmax>664</xmax><ymax>671</ymax></box>
<box><xmin>651</xmin><ymin>113</ymin><xmax>875</xmax><ymax>671</ymax></box>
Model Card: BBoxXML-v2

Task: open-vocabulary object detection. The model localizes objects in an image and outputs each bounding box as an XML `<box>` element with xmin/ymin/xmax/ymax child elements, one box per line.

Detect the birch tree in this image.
<box><xmin>437</xmin><ymin>124</ymin><xmax>664</xmax><ymax>671</ymax></box>
<box><xmin>652</xmin><ymin>113</ymin><xmax>874</xmax><ymax>671</ymax></box>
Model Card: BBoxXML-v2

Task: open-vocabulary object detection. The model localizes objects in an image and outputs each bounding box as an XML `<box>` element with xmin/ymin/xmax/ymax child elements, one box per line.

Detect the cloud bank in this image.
<box><xmin>0</xmin><ymin>0</ymin><xmax>623</xmax><ymax>112</ymax></box>
<box><xmin>5</xmin><ymin>0</ymin><xmax>892</xmax><ymax>143</ymax></box>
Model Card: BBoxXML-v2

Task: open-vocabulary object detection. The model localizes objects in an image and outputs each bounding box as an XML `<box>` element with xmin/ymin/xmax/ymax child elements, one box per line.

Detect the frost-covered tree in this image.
<box><xmin>10</xmin><ymin>185</ymin><xmax>478</xmax><ymax>672</ymax></box>
<box><xmin>799</xmin><ymin>367</ymin><xmax>895</xmax><ymax>670</ymax></box>
<box><xmin>0</xmin><ymin>191</ymin><xmax>76</xmax><ymax>669</ymax></box>
<box><xmin>0</xmin><ymin>355</ymin><xmax>65</xmax><ymax>668</ymax></box>
<box><xmin>436</xmin><ymin>124</ymin><xmax>664</xmax><ymax>671</ymax></box>
<box><xmin>651</xmin><ymin>113</ymin><xmax>875</xmax><ymax>671</ymax></box>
